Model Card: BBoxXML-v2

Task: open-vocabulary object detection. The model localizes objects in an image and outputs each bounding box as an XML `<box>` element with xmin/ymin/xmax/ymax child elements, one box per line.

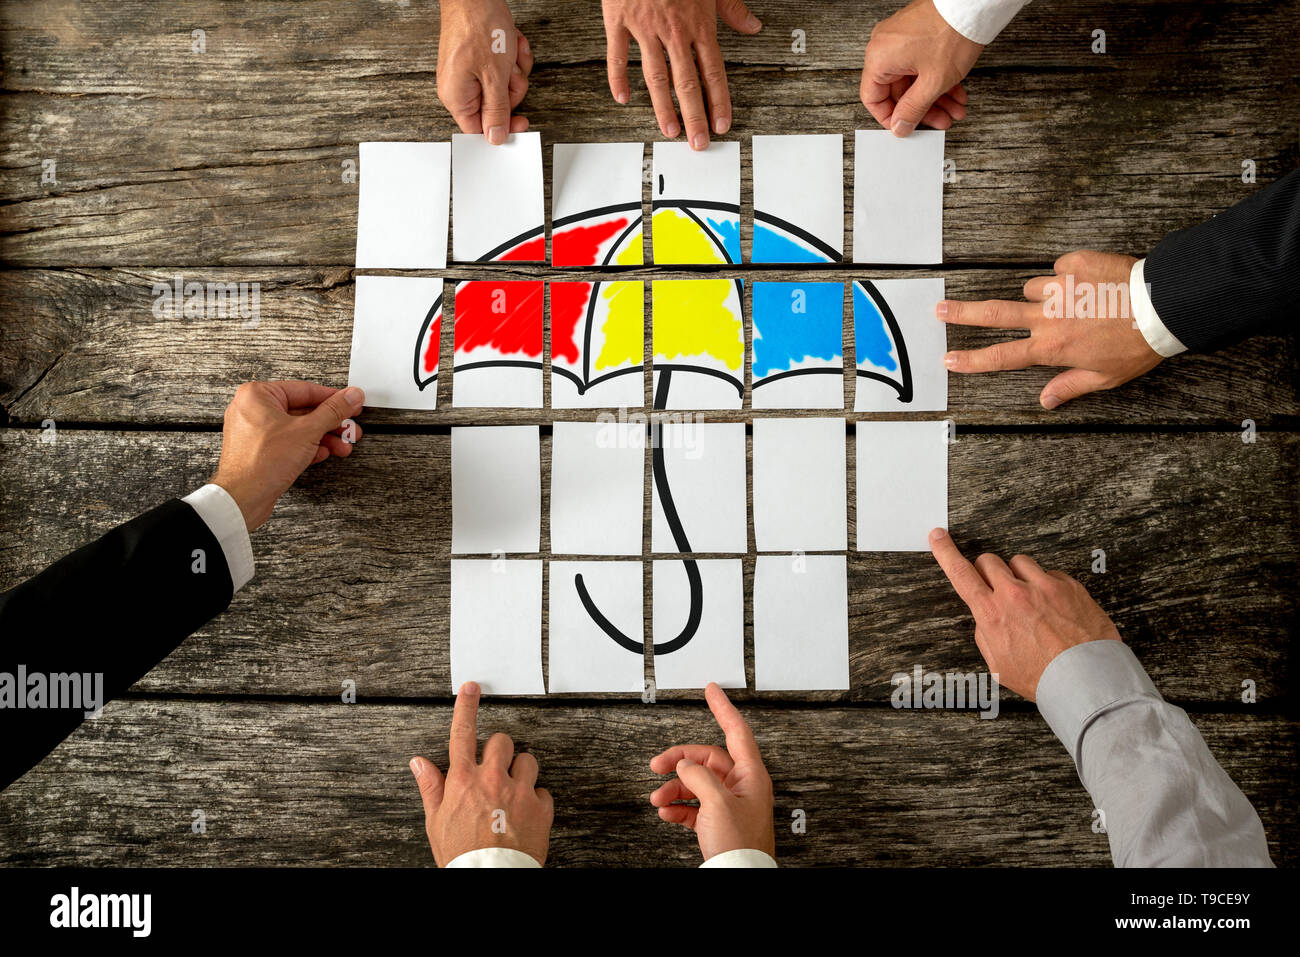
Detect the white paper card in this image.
<box><xmin>651</xmin><ymin>141</ymin><xmax>741</xmax><ymax>265</ymax></box>
<box><xmin>652</xmin><ymin>422</ymin><xmax>747</xmax><ymax>553</ymax></box>
<box><xmin>348</xmin><ymin>275</ymin><xmax>444</xmax><ymax>410</ymax></box>
<box><xmin>651</xmin><ymin>278</ymin><xmax>745</xmax><ymax>410</ymax></box>
<box><xmin>751</xmin><ymin>134</ymin><xmax>844</xmax><ymax>263</ymax></box>
<box><xmin>752</xmin><ymin>418</ymin><xmax>847</xmax><ymax>551</ymax></box>
<box><xmin>853</xmin><ymin>129</ymin><xmax>944</xmax><ymax>264</ymax></box>
<box><xmin>652</xmin><ymin>559</ymin><xmax>745</xmax><ymax>690</ymax></box>
<box><xmin>855</xmin><ymin>421</ymin><xmax>948</xmax><ymax>551</ymax></box>
<box><xmin>451</xmin><ymin>426</ymin><xmax>541</xmax><ymax>555</ymax></box>
<box><xmin>552</xmin><ymin>143</ymin><xmax>644</xmax><ymax>267</ymax></box>
<box><xmin>750</xmin><ymin>280</ymin><xmax>845</xmax><ymax>410</ymax></box>
<box><xmin>452</xmin><ymin>132</ymin><xmax>545</xmax><ymax>262</ymax></box>
<box><xmin>453</xmin><ymin>280</ymin><xmax>545</xmax><ymax>409</ymax></box>
<box><xmin>450</xmin><ymin>559</ymin><xmax>544</xmax><ymax>694</ymax></box>
<box><xmin>853</xmin><ymin>278</ymin><xmax>947</xmax><ymax>412</ymax></box>
<box><xmin>548</xmin><ymin>561</ymin><xmax>645</xmax><ymax>693</ymax></box>
<box><xmin>550</xmin><ymin>280</ymin><xmax>645</xmax><ymax>408</ymax></box>
<box><xmin>356</xmin><ymin>141</ymin><xmax>450</xmax><ymax>269</ymax></box>
<box><xmin>550</xmin><ymin>422</ymin><xmax>645</xmax><ymax>555</ymax></box>
<box><xmin>753</xmin><ymin>555</ymin><xmax>849</xmax><ymax>690</ymax></box>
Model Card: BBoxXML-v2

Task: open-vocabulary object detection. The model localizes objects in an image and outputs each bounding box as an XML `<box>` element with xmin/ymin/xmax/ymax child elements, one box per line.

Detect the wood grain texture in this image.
<box><xmin>1</xmin><ymin>427</ymin><xmax>1293</xmax><ymax>704</ymax></box>
<box><xmin>0</xmin><ymin>0</ymin><xmax>1296</xmax><ymax>867</ymax></box>
<box><xmin>0</xmin><ymin>700</ymin><xmax>1292</xmax><ymax>867</ymax></box>
<box><xmin>1</xmin><ymin>267</ymin><xmax>1296</xmax><ymax>427</ymax></box>
<box><xmin>0</xmin><ymin>2</ymin><xmax>1296</xmax><ymax>266</ymax></box>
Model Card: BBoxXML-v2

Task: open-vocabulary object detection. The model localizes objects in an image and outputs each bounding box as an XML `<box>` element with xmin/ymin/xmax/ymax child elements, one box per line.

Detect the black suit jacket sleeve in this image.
<box><xmin>0</xmin><ymin>499</ymin><xmax>233</xmax><ymax>790</ymax></box>
<box><xmin>1145</xmin><ymin>168</ymin><xmax>1300</xmax><ymax>353</ymax></box>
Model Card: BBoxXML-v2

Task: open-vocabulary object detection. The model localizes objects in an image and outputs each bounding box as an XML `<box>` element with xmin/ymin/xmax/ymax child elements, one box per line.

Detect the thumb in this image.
<box><xmin>301</xmin><ymin>386</ymin><xmax>363</xmax><ymax>436</ymax></box>
<box><xmin>889</xmin><ymin>75</ymin><xmax>946</xmax><ymax>137</ymax></box>
<box><xmin>479</xmin><ymin>71</ymin><xmax>512</xmax><ymax>145</ymax></box>
<box><xmin>1041</xmin><ymin>368</ymin><xmax>1109</xmax><ymax>410</ymax></box>
<box><xmin>677</xmin><ymin>758</ymin><xmax>730</xmax><ymax>805</ymax></box>
<box><xmin>410</xmin><ymin>756</ymin><xmax>445</xmax><ymax>817</ymax></box>
<box><xmin>718</xmin><ymin>0</ymin><xmax>762</xmax><ymax>34</ymax></box>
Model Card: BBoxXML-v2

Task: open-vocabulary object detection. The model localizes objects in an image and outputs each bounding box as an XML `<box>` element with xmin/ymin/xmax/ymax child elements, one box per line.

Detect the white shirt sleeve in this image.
<box><xmin>1129</xmin><ymin>258</ymin><xmax>1188</xmax><ymax>357</ymax></box>
<box><xmin>445</xmin><ymin>847</ymin><xmax>542</xmax><ymax>868</ymax></box>
<box><xmin>1036</xmin><ymin>640</ymin><xmax>1272</xmax><ymax>867</ymax></box>
<box><xmin>933</xmin><ymin>0</ymin><xmax>1033</xmax><ymax>44</ymax></box>
<box><xmin>700</xmin><ymin>849</ymin><xmax>778</xmax><ymax>868</ymax></box>
<box><xmin>181</xmin><ymin>484</ymin><xmax>255</xmax><ymax>593</ymax></box>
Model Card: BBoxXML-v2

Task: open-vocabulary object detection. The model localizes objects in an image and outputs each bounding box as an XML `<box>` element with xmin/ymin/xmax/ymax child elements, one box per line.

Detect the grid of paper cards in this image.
<box><xmin>347</xmin><ymin>131</ymin><xmax>951</xmax><ymax>696</ymax></box>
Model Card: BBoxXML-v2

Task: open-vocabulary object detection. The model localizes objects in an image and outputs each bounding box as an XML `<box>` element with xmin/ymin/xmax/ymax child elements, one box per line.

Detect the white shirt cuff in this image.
<box><xmin>445</xmin><ymin>847</ymin><xmax>542</xmax><ymax>868</ymax></box>
<box><xmin>932</xmin><ymin>0</ymin><xmax>1032</xmax><ymax>45</ymax></box>
<box><xmin>1130</xmin><ymin>258</ymin><xmax>1187</xmax><ymax>357</ymax></box>
<box><xmin>699</xmin><ymin>849</ymin><xmax>778</xmax><ymax>868</ymax></box>
<box><xmin>182</xmin><ymin>484</ymin><xmax>255</xmax><ymax>593</ymax></box>
<box><xmin>1035</xmin><ymin>640</ymin><xmax>1162</xmax><ymax>769</ymax></box>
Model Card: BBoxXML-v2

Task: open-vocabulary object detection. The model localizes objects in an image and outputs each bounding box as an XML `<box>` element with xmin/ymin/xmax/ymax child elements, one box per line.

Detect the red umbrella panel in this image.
<box><xmin>452</xmin><ymin>280</ymin><xmax>544</xmax><ymax>408</ymax></box>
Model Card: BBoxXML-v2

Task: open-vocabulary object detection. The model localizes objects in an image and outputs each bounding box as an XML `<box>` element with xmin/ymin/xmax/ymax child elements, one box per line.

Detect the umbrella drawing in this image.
<box><xmin>576</xmin><ymin>279</ymin><xmax>745</xmax><ymax>658</ymax></box>
<box><xmin>853</xmin><ymin>279</ymin><xmax>913</xmax><ymax>403</ymax></box>
<box><xmin>453</xmin><ymin>279</ymin><xmax>545</xmax><ymax>375</ymax></box>
<box><xmin>752</xmin><ymin>212</ymin><xmax>843</xmax><ymax>264</ymax></box>
<box><xmin>477</xmin><ymin>226</ymin><xmax>547</xmax><ymax>264</ymax></box>
<box><xmin>552</xmin><ymin>203</ymin><xmax>643</xmax><ymax>267</ymax></box>
<box><xmin>550</xmin><ymin>280</ymin><xmax>644</xmax><ymax>404</ymax></box>
<box><xmin>651</xmin><ymin>160</ymin><xmax>740</xmax><ymax>265</ymax></box>
<box><xmin>412</xmin><ymin>296</ymin><xmax>442</xmax><ymax>393</ymax></box>
<box><xmin>750</xmin><ymin>281</ymin><xmax>844</xmax><ymax>394</ymax></box>
<box><xmin>651</xmin><ymin>278</ymin><xmax>745</xmax><ymax>408</ymax></box>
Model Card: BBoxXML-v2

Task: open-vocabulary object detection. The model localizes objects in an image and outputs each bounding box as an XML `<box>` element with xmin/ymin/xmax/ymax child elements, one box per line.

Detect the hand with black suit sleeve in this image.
<box><xmin>936</xmin><ymin>169</ymin><xmax>1299</xmax><ymax>409</ymax></box>
<box><xmin>0</xmin><ymin>381</ymin><xmax>364</xmax><ymax>790</ymax></box>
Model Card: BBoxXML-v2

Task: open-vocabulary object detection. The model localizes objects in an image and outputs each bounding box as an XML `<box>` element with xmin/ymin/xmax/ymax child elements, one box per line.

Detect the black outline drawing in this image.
<box><xmin>550</xmin><ymin>279</ymin><xmax>645</xmax><ymax>398</ymax></box>
<box><xmin>412</xmin><ymin>299</ymin><xmax>442</xmax><ymax>392</ymax></box>
<box><xmin>452</xmin><ymin>280</ymin><xmax>545</xmax><ymax>378</ymax></box>
<box><xmin>474</xmin><ymin>224</ymin><xmax>546</xmax><ymax>264</ymax></box>
<box><xmin>853</xmin><ymin>279</ymin><xmax>913</xmax><ymax>403</ymax></box>
<box><xmin>650</xmin><ymin>199</ymin><xmax>741</xmax><ymax>265</ymax></box>
<box><xmin>752</xmin><ymin>210</ymin><xmax>844</xmax><ymax>264</ymax></box>
<box><xmin>552</xmin><ymin>202</ymin><xmax>645</xmax><ymax>269</ymax></box>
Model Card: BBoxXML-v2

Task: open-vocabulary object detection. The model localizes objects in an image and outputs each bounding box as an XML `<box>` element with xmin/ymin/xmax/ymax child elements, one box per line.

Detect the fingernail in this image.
<box><xmin>410</xmin><ymin>758</ymin><xmax>422</xmax><ymax>777</ymax></box>
<box><xmin>943</xmin><ymin>352</ymin><xmax>958</xmax><ymax>369</ymax></box>
<box><xmin>666</xmin><ymin>121</ymin><xmax>680</xmax><ymax>138</ymax></box>
<box><xmin>714</xmin><ymin>116</ymin><xmax>729</xmax><ymax>135</ymax></box>
<box><xmin>1042</xmin><ymin>393</ymin><xmax>1062</xmax><ymax>410</ymax></box>
<box><xmin>929</xmin><ymin>527</ymin><xmax>948</xmax><ymax>542</ymax></box>
<box><xmin>677</xmin><ymin>758</ymin><xmax>694</xmax><ymax>770</ymax></box>
<box><xmin>461</xmin><ymin>680</ymin><xmax>480</xmax><ymax>696</ymax></box>
<box><xmin>747</xmin><ymin>14</ymin><xmax>762</xmax><ymax>30</ymax></box>
<box><xmin>691</xmin><ymin>133</ymin><xmax>708</xmax><ymax>151</ymax></box>
<box><xmin>344</xmin><ymin>387</ymin><xmax>364</xmax><ymax>407</ymax></box>
<box><xmin>892</xmin><ymin>118</ymin><xmax>916</xmax><ymax>137</ymax></box>
<box><xmin>615</xmin><ymin>91</ymin><xmax>628</xmax><ymax>104</ymax></box>
<box><xmin>935</xmin><ymin>300</ymin><xmax>949</xmax><ymax>318</ymax></box>
<box><xmin>487</xmin><ymin>125</ymin><xmax>506</xmax><ymax>145</ymax></box>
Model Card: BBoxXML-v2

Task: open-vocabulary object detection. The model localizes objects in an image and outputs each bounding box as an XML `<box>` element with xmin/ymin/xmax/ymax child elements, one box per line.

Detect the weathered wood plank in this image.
<box><xmin>1</xmin><ymin>427</ymin><xmax>1292</xmax><ymax>703</ymax></box>
<box><xmin>0</xmin><ymin>2</ymin><xmax>1295</xmax><ymax>265</ymax></box>
<box><xmin>0</xmin><ymin>700</ymin><xmax>1291</xmax><ymax>866</ymax></box>
<box><xmin>2</xmin><ymin>267</ymin><xmax>1295</xmax><ymax>427</ymax></box>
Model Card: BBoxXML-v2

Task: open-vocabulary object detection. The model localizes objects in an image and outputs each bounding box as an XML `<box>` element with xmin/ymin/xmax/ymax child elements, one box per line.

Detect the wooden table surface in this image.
<box><xmin>0</xmin><ymin>0</ymin><xmax>1295</xmax><ymax>867</ymax></box>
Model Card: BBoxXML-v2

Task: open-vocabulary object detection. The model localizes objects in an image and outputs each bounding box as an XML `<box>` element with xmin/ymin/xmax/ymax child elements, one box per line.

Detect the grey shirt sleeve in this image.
<box><xmin>1035</xmin><ymin>640</ymin><xmax>1272</xmax><ymax>867</ymax></box>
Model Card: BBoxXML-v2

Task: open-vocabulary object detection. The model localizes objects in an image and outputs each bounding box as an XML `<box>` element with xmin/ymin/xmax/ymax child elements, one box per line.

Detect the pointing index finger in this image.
<box><xmin>929</xmin><ymin>528</ymin><xmax>992</xmax><ymax>612</ymax></box>
<box><xmin>448</xmin><ymin>681</ymin><xmax>480</xmax><ymax>768</ymax></box>
<box><xmin>705</xmin><ymin>683</ymin><xmax>764</xmax><ymax>768</ymax></box>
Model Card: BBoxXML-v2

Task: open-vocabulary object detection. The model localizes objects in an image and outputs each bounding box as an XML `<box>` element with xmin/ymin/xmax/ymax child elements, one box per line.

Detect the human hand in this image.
<box><xmin>210</xmin><ymin>381</ymin><xmax>364</xmax><ymax>532</ymax></box>
<box><xmin>411</xmin><ymin>681</ymin><xmax>554</xmax><ymax>867</ymax></box>
<box><xmin>650</xmin><ymin>682</ymin><xmax>775</xmax><ymax>860</ymax></box>
<box><xmin>860</xmin><ymin>0</ymin><xmax>979</xmax><ymax>136</ymax></box>
<box><xmin>437</xmin><ymin>0</ymin><xmax>533</xmax><ymax>142</ymax></box>
<box><xmin>603</xmin><ymin>0</ymin><xmax>762</xmax><ymax>149</ymax></box>
<box><xmin>937</xmin><ymin>250</ymin><xmax>1164</xmax><ymax>410</ymax></box>
<box><xmin>928</xmin><ymin>528</ymin><xmax>1122</xmax><ymax>700</ymax></box>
